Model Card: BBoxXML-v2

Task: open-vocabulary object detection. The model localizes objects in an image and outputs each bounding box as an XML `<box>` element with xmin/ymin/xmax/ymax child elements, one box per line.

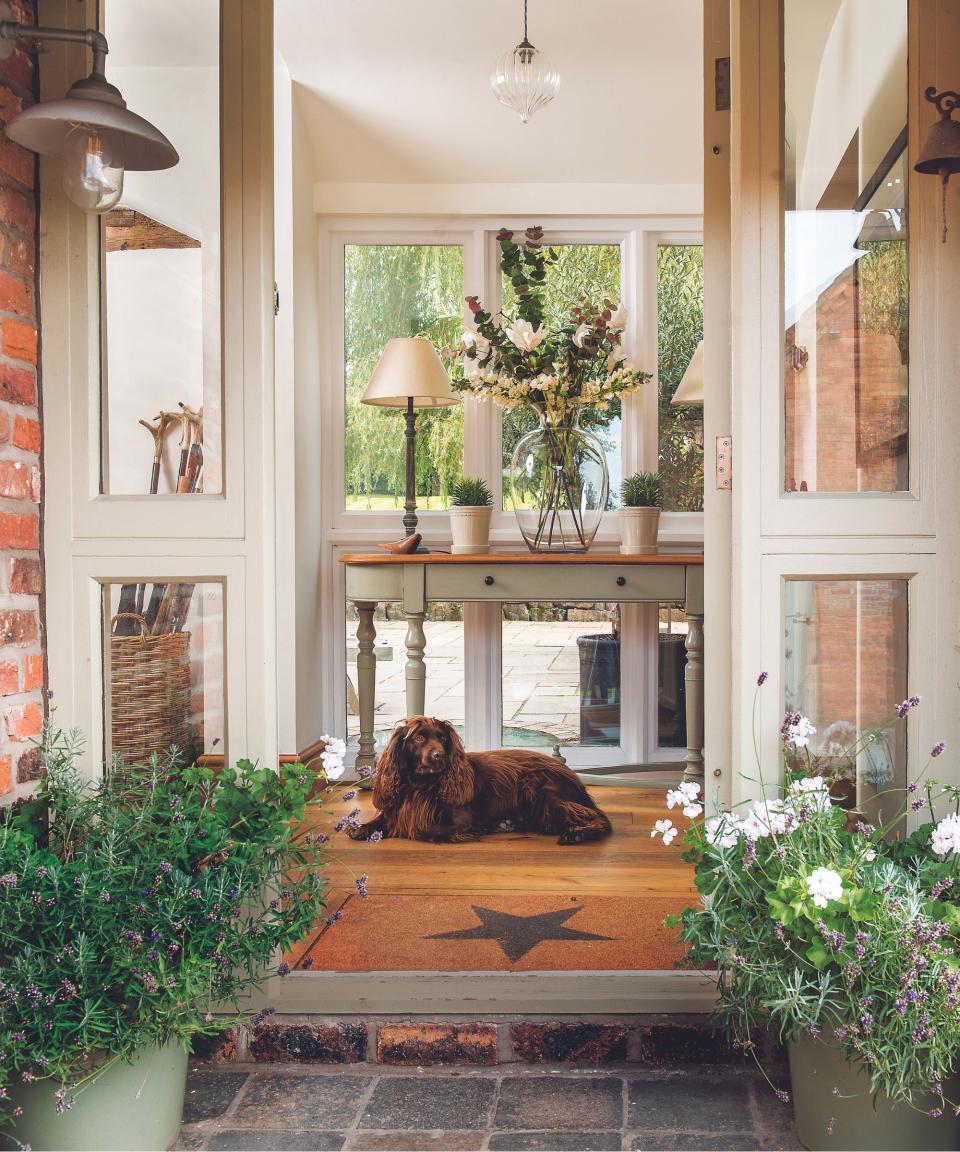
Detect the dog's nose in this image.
<box><xmin>429</xmin><ymin>748</ymin><xmax>443</xmax><ymax>763</ymax></box>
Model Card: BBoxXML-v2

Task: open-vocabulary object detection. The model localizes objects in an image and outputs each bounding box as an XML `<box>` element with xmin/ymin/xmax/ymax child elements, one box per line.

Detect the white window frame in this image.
<box><xmin>41</xmin><ymin>0</ymin><xmax>276</xmax><ymax>776</ymax></box>
<box><xmin>316</xmin><ymin>216</ymin><xmax>703</xmax><ymax>769</ymax></box>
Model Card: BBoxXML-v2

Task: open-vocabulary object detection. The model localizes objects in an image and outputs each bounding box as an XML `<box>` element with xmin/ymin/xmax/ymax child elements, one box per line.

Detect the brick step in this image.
<box><xmin>194</xmin><ymin>1015</ymin><xmax>746</xmax><ymax>1069</ymax></box>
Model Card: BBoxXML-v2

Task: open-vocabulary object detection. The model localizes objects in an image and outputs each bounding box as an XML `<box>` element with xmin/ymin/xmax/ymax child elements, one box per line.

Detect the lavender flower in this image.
<box><xmin>931</xmin><ymin>741</ymin><xmax>946</xmax><ymax>758</ymax></box>
<box><xmin>325</xmin><ymin>910</ymin><xmax>343</xmax><ymax>926</ymax></box>
<box><xmin>356</xmin><ymin>874</ymin><xmax>369</xmax><ymax>899</ymax></box>
<box><xmin>757</xmin><ymin>671</ymin><xmax>769</xmax><ymax>686</ymax></box>
<box><xmin>369</xmin><ymin>831</ymin><xmax>383</xmax><ymax>843</ymax></box>
<box><xmin>276</xmin><ymin>962</ymin><xmax>290</xmax><ymax>977</ymax></box>
<box><xmin>342</xmin><ymin>789</ymin><xmax>358</xmax><ymax>802</ymax></box>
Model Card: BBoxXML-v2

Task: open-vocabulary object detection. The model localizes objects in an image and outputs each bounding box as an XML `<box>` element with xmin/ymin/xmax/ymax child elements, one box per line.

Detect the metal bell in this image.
<box><xmin>915</xmin><ymin>96</ymin><xmax>960</xmax><ymax>176</ymax></box>
<box><xmin>915</xmin><ymin>88</ymin><xmax>960</xmax><ymax>241</ymax></box>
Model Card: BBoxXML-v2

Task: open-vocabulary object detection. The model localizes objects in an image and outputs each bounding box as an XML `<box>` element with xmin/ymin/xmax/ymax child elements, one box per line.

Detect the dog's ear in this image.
<box><xmin>373</xmin><ymin>722</ymin><xmax>408</xmax><ymax>810</ymax></box>
<box><xmin>437</xmin><ymin>720</ymin><xmax>475</xmax><ymax>807</ymax></box>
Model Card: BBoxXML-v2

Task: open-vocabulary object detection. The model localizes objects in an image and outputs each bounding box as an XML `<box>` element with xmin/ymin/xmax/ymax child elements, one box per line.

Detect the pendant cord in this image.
<box><xmin>523</xmin><ymin>0</ymin><xmax>528</xmax><ymax>42</ymax></box>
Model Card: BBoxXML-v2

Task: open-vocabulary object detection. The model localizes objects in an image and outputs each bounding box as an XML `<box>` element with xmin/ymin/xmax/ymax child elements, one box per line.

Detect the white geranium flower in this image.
<box><xmin>572</xmin><ymin>323</ymin><xmax>592</xmax><ymax>349</ymax></box>
<box><xmin>608</xmin><ymin>304</ymin><xmax>628</xmax><ymax>331</ymax></box>
<box><xmin>319</xmin><ymin>734</ymin><xmax>346</xmax><ymax>781</ymax></box>
<box><xmin>652</xmin><ymin>818</ymin><xmax>677</xmax><ymax>845</ymax></box>
<box><xmin>784</xmin><ymin>715</ymin><xmax>817</xmax><ymax>749</ymax></box>
<box><xmin>789</xmin><ymin>776</ymin><xmax>832</xmax><ymax>811</ymax></box>
<box><xmin>704</xmin><ymin>813</ymin><xmax>739</xmax><ymax>849</ymax></box>
<box><xmin>683</xmin><ymin>801</ymin><xmax>703</xmax><ymax>819</ymax></box>
<box><xmin>505</xmin><ymin>319</ymin><xmax>546</xmax><ymax>353</ymax></box>
<box><xmin>931</xmin><ymin>813</ymin><xmax>960</xmax><ymax>856</ymax></box>
<box><xmin>740</xmin><ymin>799</ymin><xmax>795</xmax><ymax>841</ymax></box>
<box><xmin>805</xmin><ymin>866</ymin><xmax>844</xmax><ymax>908</ymax></box>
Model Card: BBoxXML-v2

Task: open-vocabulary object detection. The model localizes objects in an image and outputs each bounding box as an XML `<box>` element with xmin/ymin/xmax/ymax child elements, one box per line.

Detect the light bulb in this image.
<box><xmin>61</xmin><ymin>126</ymin><xmax>124</xmax><ymax>214</ymax></box>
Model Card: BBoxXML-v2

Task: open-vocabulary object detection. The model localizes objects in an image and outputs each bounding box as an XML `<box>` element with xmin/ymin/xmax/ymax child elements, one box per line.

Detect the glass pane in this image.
<box><xmin>658</xmin><ymin>246</ymin><xmax>704</xmax><ymax>511</ymax></box>
<box><xmin>345</xmin><ymin>603</ymin><xmax>464</xmax><ymax>755</ymax></box>
<box><xmin>344</xmin><ymin>245</ymin><xmax>464</xmax><ymax>511</ymax></box>
<box><xmin>784</xmin><ymin>578</ymin><xmax>908</xmax><ymax>828</ymax></box>
<box><xmin>658</xmin><ymin>606</ymin><xmax>688</xmax><ymax>749</ymax></box>
<box><xmin>783</xmin><ymin>0</ymin><xmax>909</xmax><ymax>493</ymax></box>
<box><xmin>502</xmin><ymin>602</ymin><xmax>620</xmax><ymax>750</ymax></box>
<box><xmin>501</xmin><ymin>244</ymin><xmax>622</xmax><ymax>509</ymax></box>
<box><xmin>101</xmin><ymin>1</ymin><xmax>222</xmax><ymax>495</ymax></box>
<box><xmin>105</xmin><ymin>580</ymin><xmax>225</xmax><ymax>767</ymax></box>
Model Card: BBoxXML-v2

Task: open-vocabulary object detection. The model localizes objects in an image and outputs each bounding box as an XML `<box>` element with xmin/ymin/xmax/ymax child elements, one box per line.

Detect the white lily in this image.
<box><xmin>608</xmin><ymin>304</ymin><xmax>628</xmax><ymax>331</ymax></box>
<box><xmin>572</xmin><ymin>323</ymin><xmax>592</xmax><ymax>349</ymax></box>
<box><xmin>505</xmin><ymin>319</ymin><xmax>546</xmax><ymax>354</ymax></box>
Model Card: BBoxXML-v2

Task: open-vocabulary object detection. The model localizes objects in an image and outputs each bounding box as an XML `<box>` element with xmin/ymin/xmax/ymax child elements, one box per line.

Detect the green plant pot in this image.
<box><xmin>788</xmin><ymin>1035</ymin><xmax>960</xmax><ymax>1151</ymax></box>
<box><xmin>4</xmin><ymin>1043</ymin><xmax>188</xmax><ymax>1152</ymax></box>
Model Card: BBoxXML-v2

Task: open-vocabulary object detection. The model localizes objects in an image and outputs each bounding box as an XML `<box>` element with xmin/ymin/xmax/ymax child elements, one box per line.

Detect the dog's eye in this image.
<box><xmin>413</xmin><ymin>734</ymin><xmax>424</xmax><ymax>745</ymax></box>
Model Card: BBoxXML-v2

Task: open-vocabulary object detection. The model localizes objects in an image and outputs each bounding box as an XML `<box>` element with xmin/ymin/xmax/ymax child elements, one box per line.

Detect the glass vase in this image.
<box><xmin>509</xmin><ymin>411</ymin><xmax>609</xmax><ymax>553</ymax></box>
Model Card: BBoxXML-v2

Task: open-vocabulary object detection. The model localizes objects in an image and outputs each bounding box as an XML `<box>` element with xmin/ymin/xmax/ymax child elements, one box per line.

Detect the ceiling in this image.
<box><xmin>276</xmin><ymin>0</ymin><xmax>704</xmax><ymax>186</ymax></box>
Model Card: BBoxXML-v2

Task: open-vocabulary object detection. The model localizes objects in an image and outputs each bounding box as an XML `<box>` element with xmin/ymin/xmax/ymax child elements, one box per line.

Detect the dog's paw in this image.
<box><xmin>558</xmin><ymin>830</ymin><xmax>584</xmax><ymax>845</ymax></box>
<box><xmin>347</xmin><ymin>825</ymin><xmax>372</xmax><ymax>841</ymax></box>
<box><xmin>497</xmin><ymin>819</ymin><xmax>516</xmax><ymax>832</ymax></box>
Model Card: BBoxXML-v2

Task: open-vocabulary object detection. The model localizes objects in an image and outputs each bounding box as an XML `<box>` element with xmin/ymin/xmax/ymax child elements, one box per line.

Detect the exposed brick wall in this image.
<box><xmin>0</xmin><ymin>0</ymin><xmax>44</xmax><ymax>800</ymax></box>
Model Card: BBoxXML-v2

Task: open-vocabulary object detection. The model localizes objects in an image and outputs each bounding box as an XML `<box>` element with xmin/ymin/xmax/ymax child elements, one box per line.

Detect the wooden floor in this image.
<box><xmin>309</xmin><ymin>786</ymin><xmax>695</xmax><ymax>900</ymax></box>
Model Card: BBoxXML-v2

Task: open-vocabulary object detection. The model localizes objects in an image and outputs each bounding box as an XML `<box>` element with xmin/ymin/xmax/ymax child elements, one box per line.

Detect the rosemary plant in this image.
<box><xmin>0</xmin><ymin>728</ymin><xmax>354</xmax><ymax>1137</ymax></box>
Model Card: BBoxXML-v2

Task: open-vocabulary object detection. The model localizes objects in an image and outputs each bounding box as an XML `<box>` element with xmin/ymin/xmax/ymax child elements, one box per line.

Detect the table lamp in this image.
<box><xmin>671</xmin><ymin>340</ymin><xmax>704</xmax><ymax>407</ymax></box>
<box><xmin>361</xmin><ymin>338</ymin><xmax>461</xmax><ymax>544</ymax></box>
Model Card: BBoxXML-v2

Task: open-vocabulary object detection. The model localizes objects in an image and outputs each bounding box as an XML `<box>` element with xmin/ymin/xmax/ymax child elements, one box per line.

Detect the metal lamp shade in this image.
<box><xmin>361</xmin><ymin>338</ymin><xmax>460</xmax><ymax>409</ymax></box>
<box><xmin>5</xmin><ymin>72</ymin><xmax>178</xmax><ymax>170</ymax></box>
<box><xmin>914</xmin><ymin>113</ymin><xmax>960</xmax><ymax>177</ymax></box>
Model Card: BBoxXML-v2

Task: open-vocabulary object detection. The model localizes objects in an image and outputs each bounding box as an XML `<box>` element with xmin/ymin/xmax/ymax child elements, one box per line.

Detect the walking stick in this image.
<box><xmin>152</xmin><ymin>405</ymin><xmax>204</xmax><ymax>635</ymax></box>
<box><xmin>114</xmin><ymin>412</ymin><xmax>178</xmax><ymax>635</ymax></box>
<box><xmin>144</xmin><ymin>408</ymin><xmax>194</xmax><ymax>632</ymax></box>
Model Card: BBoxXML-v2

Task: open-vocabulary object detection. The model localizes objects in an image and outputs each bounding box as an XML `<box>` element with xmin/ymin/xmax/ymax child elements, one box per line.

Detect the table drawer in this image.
<box><xmin>425</xmin><ymin>564</ymin><xmax>687</xmax><ymax>604</ymax></box>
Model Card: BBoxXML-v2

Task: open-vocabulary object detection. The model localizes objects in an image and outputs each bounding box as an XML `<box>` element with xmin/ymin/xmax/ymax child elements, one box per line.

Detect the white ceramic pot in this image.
<box><xmin>619</xmin><ymin>507</ymin><xmax>660</xmax><ymax>555</ymax></box>
<box><xmin>450</xmin><ymin>506</ymin><xmax>493</xmax><ymax>554</ymax></box>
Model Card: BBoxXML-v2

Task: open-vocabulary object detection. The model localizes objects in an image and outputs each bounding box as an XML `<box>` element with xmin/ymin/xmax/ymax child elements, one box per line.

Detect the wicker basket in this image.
<box><xmin>110</xmin><ymin>613</ymin><xmax>192</xmax><ymax>767</ymax></box>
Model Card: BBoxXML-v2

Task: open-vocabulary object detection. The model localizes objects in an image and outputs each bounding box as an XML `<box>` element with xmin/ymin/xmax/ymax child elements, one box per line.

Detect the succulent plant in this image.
<box><xmin>620</xmin><ymin>472</ymin><xmax>662</xmax><ymax>508</ymax></box>
<box><xmin>450</xmin><ymin>476</ymin><xmax>493</xmax><ymax>507</ymax></box>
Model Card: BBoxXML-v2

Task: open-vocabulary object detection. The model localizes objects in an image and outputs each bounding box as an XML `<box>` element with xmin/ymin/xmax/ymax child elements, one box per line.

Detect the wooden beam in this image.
<box><xmin>104</xmin><ymin>207</ymin><xmax>200</xmax><ymax>253</ymax></box>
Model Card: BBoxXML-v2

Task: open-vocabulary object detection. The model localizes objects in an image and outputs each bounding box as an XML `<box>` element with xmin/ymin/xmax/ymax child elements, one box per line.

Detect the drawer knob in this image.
<box><xmin>484</xmin><ymin>575</ymin><xmax>495</xmax><ymax>586</ymax></box>
<box><xmin>616</xmin><ymin>576</ymin><xmax>626</xmax><ymax>587</ymax></box>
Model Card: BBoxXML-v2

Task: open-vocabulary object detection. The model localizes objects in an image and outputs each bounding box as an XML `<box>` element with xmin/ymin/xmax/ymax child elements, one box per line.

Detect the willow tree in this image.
<box><xmin>344</xmin><ymin>244</ymin><xmax>464</xmax><ymax>509</ymax></box>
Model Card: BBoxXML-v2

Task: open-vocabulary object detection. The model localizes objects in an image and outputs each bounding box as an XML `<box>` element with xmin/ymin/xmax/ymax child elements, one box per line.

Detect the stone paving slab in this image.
<box><xmin>177</xmin><ymin>1063</ymin><xmax>801</xmax><ymax>1152</ymax></box>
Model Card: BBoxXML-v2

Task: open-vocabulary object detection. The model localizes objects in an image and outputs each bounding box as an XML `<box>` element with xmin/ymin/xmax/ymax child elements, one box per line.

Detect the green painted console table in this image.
<box><xmin>341</xmin><ymin>552</ymin><xmax>704</xmax><ymax>783</ymax></box>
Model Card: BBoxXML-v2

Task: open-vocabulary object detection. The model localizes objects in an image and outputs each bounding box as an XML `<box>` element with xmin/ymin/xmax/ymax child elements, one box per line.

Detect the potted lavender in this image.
<box><xmin>653</xmin><ymin>684</ymin><xmax>960</xmax><ymax>1151</ymax></box>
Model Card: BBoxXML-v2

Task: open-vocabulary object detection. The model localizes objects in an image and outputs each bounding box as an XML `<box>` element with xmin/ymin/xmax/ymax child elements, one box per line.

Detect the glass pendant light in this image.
<box><xmin>491</xmin><ymin>0</ymin><xmax>560</xmax><ymax>124</ymax></box>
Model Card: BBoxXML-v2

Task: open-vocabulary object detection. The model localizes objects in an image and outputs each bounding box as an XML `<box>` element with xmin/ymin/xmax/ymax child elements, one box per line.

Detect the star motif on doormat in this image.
<box><xmin>426</xmin><ymin>905</ymin><xmax>613</xmax><ymax>963</ymax></box>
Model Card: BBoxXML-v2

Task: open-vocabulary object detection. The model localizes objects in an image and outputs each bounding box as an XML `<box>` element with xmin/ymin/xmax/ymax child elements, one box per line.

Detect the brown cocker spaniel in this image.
<box><xmin>348</xmin><ymin>716</ymin><xmax>613</xmax><ymax>845</ymax></box>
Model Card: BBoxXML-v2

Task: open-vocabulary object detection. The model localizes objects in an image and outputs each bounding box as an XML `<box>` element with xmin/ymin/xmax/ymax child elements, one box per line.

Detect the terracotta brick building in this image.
<box><xmin>0</xmin><ymin>0</ymin><xmax>44</xmax><ymax>797</ymax></box>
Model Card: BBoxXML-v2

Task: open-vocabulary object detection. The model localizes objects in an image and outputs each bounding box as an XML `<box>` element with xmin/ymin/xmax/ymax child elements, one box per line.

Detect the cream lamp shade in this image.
<box><xmin>361</xmin><ymin>338</ymin><xmax>461</xmax><ymax>408</ymax></box>
<box><xmin>671</xmin><ymin>340</ymin><xmax>704</xmax><ymax>407</ymax></box>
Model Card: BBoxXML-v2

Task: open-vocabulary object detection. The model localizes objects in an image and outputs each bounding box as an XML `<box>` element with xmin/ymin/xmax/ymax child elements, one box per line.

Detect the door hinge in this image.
<box><xmin>273</xmin><ymin>282</ymin><xmax>280</xmax><ymax>316</ymax></box>
<box><xmin>714</xmin><ymin>57</ymin><xmax>731</xmax><ymax>112</ymax></box>
<box><xmin>716</xmin><ymin>435</ymin><xmax>732</xmax><ymax>490</ymax></box>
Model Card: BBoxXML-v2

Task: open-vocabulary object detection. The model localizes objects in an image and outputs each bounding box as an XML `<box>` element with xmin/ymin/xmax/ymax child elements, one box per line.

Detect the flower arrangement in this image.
<box><xmin>459</xmin><ymin>226</ymin><xmax>650</xmax><ymax>423</ymax></box>
<box><xmin>0</xmin><ymin>728</ymin><xmax>358</xmax><ymax>1139</ymax></box>
<box><xmin>653</xmin><ymin>681</ymin><xmax>960</xmax><ymax>1118</ymax></box>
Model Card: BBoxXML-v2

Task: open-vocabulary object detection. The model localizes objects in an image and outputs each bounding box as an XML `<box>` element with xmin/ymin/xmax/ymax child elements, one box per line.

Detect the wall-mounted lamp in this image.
<box><xmin>915</xmin><ymin>87</ymin><xmax>960</xmax><ymax>243</ymax></box>
<box><xmin>0</xmin><ymin>1</ymin><xmax>178</xmax><ymax>214</ymax></box>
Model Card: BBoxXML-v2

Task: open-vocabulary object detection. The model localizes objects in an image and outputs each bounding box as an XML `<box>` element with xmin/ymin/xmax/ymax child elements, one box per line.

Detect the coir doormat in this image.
<box><xmin>291</xmin><ymin>892</ymin><xmax>695</xmax><ymax>972</ymax></box>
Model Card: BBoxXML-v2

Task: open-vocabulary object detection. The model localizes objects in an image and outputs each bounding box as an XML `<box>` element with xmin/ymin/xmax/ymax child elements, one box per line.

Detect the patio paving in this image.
<box><xmin>177</xmin><ymin>1063</ymin><xmax>801</xmax><ymax>1151</ymax></box>
<box><xmin>345</xmin><ymin>619</ymin><xmax>622</xmax><ymax>746</ymax></box>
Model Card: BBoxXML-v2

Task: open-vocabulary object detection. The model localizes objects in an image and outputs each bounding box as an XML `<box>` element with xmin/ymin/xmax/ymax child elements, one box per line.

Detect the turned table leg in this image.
<box><xmin>355</xmin><ymin>601</ymin><xmax>377</xmax><ymax>771</ymax></box>
<box><xmin>405</xmin><ymin>611</ymin><xmax>427</xmax><ymax>719</ymax></box>
<box><xmin>683</xmin><ymin>613</ymin><xmax>704</xmax><ymax>785</ymax></box>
